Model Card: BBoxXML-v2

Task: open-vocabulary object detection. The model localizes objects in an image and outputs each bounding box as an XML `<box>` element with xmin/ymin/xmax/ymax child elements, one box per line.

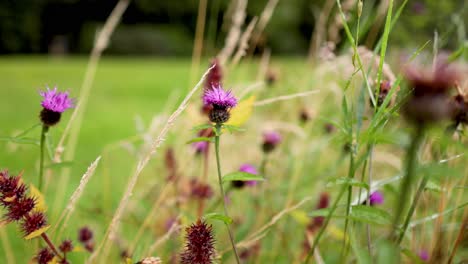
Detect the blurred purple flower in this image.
<box><xmin>193</xmin><ymin>141</ymin><xmax>209</xmax><ymax>155</ymax></box>
<box><xmin>369</xmin><ymin>191</ymin><xmax>384</xmax><ymax>206</ymax></box>
<box><xmin>262</xmin><ymin>131</ymin><xmax>282</xmax><ymax>153</ymax></box>
<box><xmin>202</xmin><ymin>85</ymin><xmax>237</xmax><ymax>109</ymax></box>
<box><xmin>419</xmin><ymin>249</ymin><xmax>429</xmax><ymax>262</ymax></box>
<box><xmin>236</xmin><ymin>163</ymin><xmax>259</xmax><ymax>187</ymax></box>
<box><xmin>40</xmin><ymin>87</ymin><xmax>74</xmax><ymax>113</ymax></box>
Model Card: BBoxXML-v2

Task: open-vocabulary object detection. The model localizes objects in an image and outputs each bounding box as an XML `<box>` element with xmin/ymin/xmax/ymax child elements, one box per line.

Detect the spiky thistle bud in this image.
<box><xmin>21</xmin><ymin>211</ymin><xmax>47</xmax><ymax>237</ymax></box>
<box><xmin>59</xmin><ymin>240</ymin><xmax>73</xmax><ymax>253</ymax></box>
<box><xmin>36</xmin><ymin>248</ymin><xmax>54</xmax><ymax>264</ymax></box>
<box><xmin>180</xmin><ymin>220</ymin><xmax>215</xmax><ymax>264</ymax></box>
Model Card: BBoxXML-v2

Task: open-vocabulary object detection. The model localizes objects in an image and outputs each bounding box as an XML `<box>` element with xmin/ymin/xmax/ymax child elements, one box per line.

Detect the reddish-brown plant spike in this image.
<box><xmin>165</xmin><ymin>148</ymin><xmax>178</xmax><ymax>182</ymax></box>
<box><xmin>59</xmin><ymin>239</ymin><xmax>74</xmax><ymax>253</ymax></box>
<box><xmin>36</xmin><ymin>248</ymin><xmax>54</xmax><ymax>264</ymax></box>
<box><xmin>5</xmin><ymin>197</ymin><xmax>35</xmax><ymax>221</ymax></box>
<box><xmin>21</xmin><ymin>211</ymin><xmax>47</xmax><ymax>237</ymax></box>
<box><xmin>78</xmin><ymin>226</ymin><xmax>94</xmax><ymax>243</ymax></box>
<box><xmin>0</xmin><ymin>173</ymin><xmax>27</xmax><ymax>206</ymax></box>
<box><xmin>190</xmin><ymin>180</ymin><xmax>214</xmax><ymax>200</ymax></box>
<box><xmin>204</xmin><ymin>59</ymin><xmax>222</xmax><ymax>91</ymax></box>
<box><xmin>180</xmin><ymin>220</ymin><xmax>215</xmax><ymax>264</ymax></box>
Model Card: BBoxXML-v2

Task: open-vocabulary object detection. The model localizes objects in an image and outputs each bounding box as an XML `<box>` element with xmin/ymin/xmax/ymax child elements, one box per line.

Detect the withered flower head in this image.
<box><xmin>21</xmin><ymin>211</ymin><xmax>47</xmax><ymax>237</ymax></box>
<box><xmin>36</xmin><ymin>248</ymin><xmax>54</xmax><ymax>264</ymax></box>
<box><xmin>180</xmin><ymin>220</ymin><xmax>215</xmax><ymax>264</ymax></box>
<box><xmin>190</xmin><ymin>179</ymin><xmax>214</xmax><ymax>200</ymax></box>
<box><xmin>6</xmin><ymin>196</ymin><xmax>35</xmax><ymax>221</ymax></box>
<box><xmin>59</xmin><ymin>239</ymin><xmax>74</xmax><ymax>253</ymax></box>
<box><xmin>78</xmin><ymin>226</ymin><xmax>94</xmax><ymax>243</ymax></box>
<box><xmin>403</xmin><ymin>57</ymin><xmax>460</xmax><ymax>124</ymax></box>
<box><xmin>0</xmin><ymin>171</ymin><xmax>27</xmax><ymax>206</ymax></box>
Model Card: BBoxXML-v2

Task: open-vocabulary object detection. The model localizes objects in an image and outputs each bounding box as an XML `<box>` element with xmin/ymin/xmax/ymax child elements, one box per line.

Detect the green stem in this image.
<box><xmin>38</xmin><ymin>125</ymin><xmax>49</xmax><ymax>191</ymax></box>
<box><xmin>303</xmin><ymin>183</ymin><xmax>348</xmax><ymax>264</ymax></box>
<box><xmin>341</xmin><ymin>148</ymin><xmax>355</xmax><ymax>261</ymax></box>
<box><xmin>214</xmin><ymin>123</ymin><xmax>240</xmax><ymax>264</ymax></box>
<box><xmin>259</xmin><ymin>154</ymin><xmax>268</xmax><ymax>176</ymax></box>
<box><xmin>397</xmin><ymin>175</ymin><xmax>428</xmax><ymax>244</ymax></box>
<box><xmin>390</xmin><ymin>125</ymin><xmax>425</xmax><ymax>240</ymax></box>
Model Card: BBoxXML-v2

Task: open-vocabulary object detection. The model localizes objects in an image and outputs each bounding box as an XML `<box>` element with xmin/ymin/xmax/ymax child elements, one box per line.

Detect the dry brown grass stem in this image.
<box><xmin>220</xmin><ymin>196</ymin><xmax>313</xmax><ymax>255</ymax></box>
<box><xmin>53</xmin><ymin>156</ymin><xmax>101</xmax><ymax>238</ymax></box>
<box><xmin>53</xmin><ymin>0</ymin><xmax>130</xmax><ymax>162</ymax></box>
<box><xmin>218</xmin><ymin>0</ymin><xmax>247</xmax><ymax>65</ymax></box>
<box><xmin>0</xmin><ymin>228</ymin><xmax>15</xmax><ymax>264</ymax></box>
<box><xmin>256</xmin><ymin>48</ymin><xmax>271</xmax><ymax>81</ymax></box>
<box><xmin>129</xmin><ymin>183</ymin><xmax>172</xmax><ymax>253</ymax></box>
<box><xmin>308</xmin><ymin>0</ymin><xmax>336</xmax><ymax>62</ymax></box>
<box><xmin>51</xmin><ymin>0</ymin><xmax>130</xmax><ymax>221</ymax></box>
<box><xmin>190</xmin><ymin>0</ymin><xmax>208</xmax><ymax>85</ymax></box>
<box><xmin>239</xmin><ymin>82</ymin><xmax>264</xmax><ymax>98</ymax></box>
<box><xmin>365</xmin><ymin>0</ymin><xmax>390</xmax><ymax>47</ymax></box>
<box><xmin>146</xmin><ymin>216</ymin><xmax>182</xmax><ymax>256</ymax></box>
<box><xmin>254</xmin><ymin>90</ymin><xmax>320</xmax><ymax>106</ymax></box>
<box><xmin>231</xmin><ymin>17</ymin><xmax>258</xmax><ymax>67</ymax></box>
<box><xmin>249</xmin><ymin>0</ymin><xmax>279</xmax><ymax>54</ymax></box>
<box><xmin>87</xmin><ymin>65</ymin><xmax>215</xmax><ymax>263</ymax></box>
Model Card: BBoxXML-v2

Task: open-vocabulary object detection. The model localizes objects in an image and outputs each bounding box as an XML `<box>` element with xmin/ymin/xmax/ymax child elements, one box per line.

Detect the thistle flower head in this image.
<box><xmin>232</xmin><ymin>164</ymin><xmax>259</xmax><ymax>188</ymax></box>
<box><xmin>262</xmin><ymin>131</ymin><xmax>282</xmax><ymax>153</ymax></box>
<box><xmin>181</xmin><ymin>220</ymin><xmax>215</xmax><ymax>264</ymax></box>
<box><xmin>21</xmin><ymin>211</ymin><xmax>47</xmax><ymax>237</ymax></box>
<box><xmin>0</xmin><ymin>171</ymin><xmax>27</xmax><ymax>206</ymax></box>
<box><xmin>403</xmin><ymin>57</ymin><xmax>460</xmax><ymax>124</ymax></box>
<box><xmin>6</xmin><ymin>196</ymin><xmax>35</xmax><ymax>221</ymax></box>
<box><xmin>193</xmin><ymin>141</ymin><xmax>209</xmax><ymax>155</ymax></box>
<box><xmin>190</xmin><ymin>179</ymin><xmax>214</xmax><ymax>200</ymax></box>
<box><xmin>369</xmin><ymin>191</ymin><xmax>384</xmax><ymax>206</ymax></box>
<box><xmin>59</xmin><ymin>239</ymin><xmax>74</xmax><ymax>253</ymax></box>
<box><xmin>39</xmin><ymin>87</ymin><xmax>74</xmax><ymax>113</ymax></box>
<box><xmin>419</xmin><ymin>249</ymin><xmax>429</xmax><ymax>262</ymax></box>
<box><xmin>36</xmin><ymin>248</ymin><xmax>54</xmax><ymax>264</ymax></box>
<box><xmin>203</xmin><ymin>85</ymin><xmax>237</xmax><ymax>109</ymax></box>
<box><xmin>78</xmin><ymin>226</ymin><xmax>93</xmax><ymax>243</ymax></box>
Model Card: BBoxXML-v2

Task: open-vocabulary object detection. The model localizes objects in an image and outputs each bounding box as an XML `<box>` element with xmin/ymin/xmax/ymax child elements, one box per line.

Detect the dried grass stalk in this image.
<box><xmin>218</xmin><ymin>0</ymin><xmax>248</xmax><ymax>65</ymax></box>
<box><xmin>254</xmin><ymin>90</ymin><xmax>320</xmax><ymax>106</ymax></box>
<box><xmin>87</xmin><ymin>65</ymin><xmax>215</xmax><ymax>263</ymax></box>
<box><xmin>231</xmin><ymin>17</ymin><xmax>258</xmax><ymax>67</ymax></box>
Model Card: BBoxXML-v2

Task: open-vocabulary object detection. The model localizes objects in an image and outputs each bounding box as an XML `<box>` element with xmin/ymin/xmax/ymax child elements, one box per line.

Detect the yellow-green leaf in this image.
<box><xmin>30</xmin><ymin>184</ymin><xmax>47</xmax><ymax>212</ymax></box>
<box><xmin>225</xmin><ymin>95</ymin><xmax>256</xmax><ymax>127</ymax></box>
<box><xmin>24</xmin><ymin>225</ymin><xmax>50</xmax><ymax>240</ymax></box>
<box><xmin>290</xmin><ymin>210</ymin><xmax>310</xmax><ymax>225</ymax></box>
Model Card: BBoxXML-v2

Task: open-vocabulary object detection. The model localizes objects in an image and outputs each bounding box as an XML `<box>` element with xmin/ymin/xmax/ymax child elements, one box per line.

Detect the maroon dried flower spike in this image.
<box><xmin>36</xmin><ymin>248</ymin><xmax>55</xmax><ymax>264</ymax></box>
<box><xmin>204</xmin><ymin>59</ymin><xmax>223</xmax><ymax>91</ymax></box>
<box><xmin>181</xmin><ymin>220</ymin><xmax>216</xmax><ymax>264</ymax></box>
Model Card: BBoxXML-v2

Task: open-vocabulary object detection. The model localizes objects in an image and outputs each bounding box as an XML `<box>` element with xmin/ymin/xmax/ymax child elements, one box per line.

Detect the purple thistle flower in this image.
<box><xmin>262</xmin><ymin>131</ymin><xmax>282</xmax><ymax>153</ymax></box>
<box><xmin>193</xmin><ymin>141</ymin><xmax>209</xmax><ymax>155</ymax></box>
<box><xmin>40</xmin><ymin>87</ymin><xmax>74</xmax><ymax>113</ymax></box>
<box><xmin>419</xmin><ymin>249</ymin><xmax>429</xmax><ymax>262</ymax></box>
<box><xmin>233</xmin><ymin>164</ymin><xmax>259</xmax><ymax>187</ymax></box>
<box><xmin>203</xmin><ymin>85</ymin><xmax>237</xmax><ymax>109</ymax></box>
<box><xmin>369</xmin><ymin>191</ymin><xmax>384</xmax><ymax>206</ymax></box>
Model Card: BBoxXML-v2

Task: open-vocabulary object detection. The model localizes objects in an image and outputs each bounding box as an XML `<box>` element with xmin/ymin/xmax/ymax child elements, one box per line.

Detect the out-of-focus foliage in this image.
<box><xmin>0</xmin><ymin>0</ymin><xmax>465</xmax><ymax>55</ymax></box>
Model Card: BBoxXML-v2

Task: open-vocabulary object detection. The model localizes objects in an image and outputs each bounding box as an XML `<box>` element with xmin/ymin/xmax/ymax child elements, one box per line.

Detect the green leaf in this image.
<box><xmin>401</xmin><ymin>248</ymin><xmax>425</xmax><ymax>264</ymax></box>
<box><xmin>308</xmin><ymin>208</ymin><xmax>334</xmax><ymax>218</ymax></box>
<box><xmin>186</xmin><ymin>137</ymin><xmax>213</xmax><ymax>144</ymax></box>
<box><xmin>326</xmin><ymin>177</ymin><xmax>369</xmax><ymax>190</ymax></box>
<box><xmin>203</xmin><ymin>213</ymin><xmax>233</xmax><ymax>225</ymax></box>
<box><xmin>350</xmin><ymin>205</ymin><xmax>392</xmax><ymax>225</ymax></box>
<box><xmin>376</xmin><ymin>240</ymin><xmax>400</xmax><ymax>264</ymax></box>
<box><xmin>424</xmin><ymin>180</ymin><xmax>443</xmax><ymax>192</ymax></box>
<box><xmin>221</xmin><ymin>171</ymin><xmax>264</xmax><ymax>183</ymax></box>
<box><xmin>191</xmin><ymin>124</ymin><xmax>213</xmax><ymax>132</ymax></box>
<box><xmin>223</xmin><ymin>124</ymin><xmax>246</xmax><ymax>133</ymax></box>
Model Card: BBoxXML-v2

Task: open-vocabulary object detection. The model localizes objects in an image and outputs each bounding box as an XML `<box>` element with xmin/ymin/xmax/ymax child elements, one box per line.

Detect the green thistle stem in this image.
<box><xmin>38</xmin><ymin>125</ymin><xmax>49</xmax><ymax>191</ymax></box>
<box><xmin>390</xmin><ymin>125</ymin><xmax>425</xmax><ymax>240</ymax></box>
<box><xmin>214</xmin><ymin>123</ymin><xmax>240</xmax><ymax>264</ymax></box>
<box><xmin>397</xmin><ymin>175</ymin><xmax>428</xmax><ymax>244</ymax></box>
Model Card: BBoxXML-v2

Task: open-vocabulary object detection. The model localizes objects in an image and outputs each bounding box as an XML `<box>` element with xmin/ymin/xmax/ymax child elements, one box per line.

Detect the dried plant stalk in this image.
<box><xmin>231</xmin><ymin>17</ymin><xmax>258</xmax><ymax>67</ymax></box>
<box><xmin>249</xmin><ymin>0</ymin><xmax>280</xmax><ymax>54</ymax></box>
<box><xmin>254</xmin><ymin>90</ymin><xmax>320</xmax><ymax>106</ymax></box>
<box><xmin>218</xmin><ymin>0</ymin><xmax>247</xmax><ymax>65</ymax></box>
<box><xmin>87</xmin><ymin>65</ymin><xmax>215</xmax><ymax>263</ymax></box>
<box><xmin>53</xmin><ymin>156</ymin><xmax>101</xmax><ymax>239</ymax></box>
